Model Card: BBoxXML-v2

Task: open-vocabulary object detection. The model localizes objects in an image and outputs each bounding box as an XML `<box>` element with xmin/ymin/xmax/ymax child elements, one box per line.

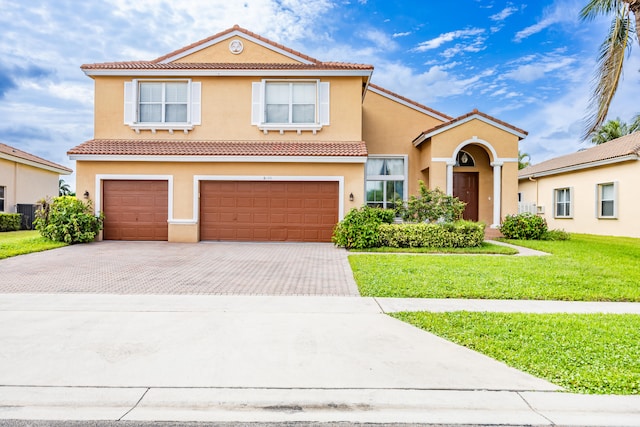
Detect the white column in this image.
<box><xmin>446</xmin><ymin>160</ymin><xmax>455</xmax><ymax>196</ymax></box>
<box><xmin>491</xmin><ymin>161</ymin><xmax>503</xmax><ymax>228</ymax></box>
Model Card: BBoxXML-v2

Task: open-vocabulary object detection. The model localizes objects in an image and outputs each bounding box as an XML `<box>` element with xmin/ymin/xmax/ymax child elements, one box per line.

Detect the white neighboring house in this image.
<box><xmin>518</xmin><ymin>132</ymin><xmax>640</xmax><ymax>238</ymax></box>
<box><xmin>0</xmin><ymin>142</ymin><xmax>72</xmax><ymax>221</ymax></box>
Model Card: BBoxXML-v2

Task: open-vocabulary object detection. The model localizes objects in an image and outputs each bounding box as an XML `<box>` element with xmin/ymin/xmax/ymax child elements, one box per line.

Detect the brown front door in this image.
<box><xmin>102</xmin><ymin>180</ymin><xmax>168</xmax><ymax>241</ymax></box>
<box><xmin>453</xmin><ymin>172</ymin><xmax>479</xmax><ymax>221</ymax></box>
<box><xmin>200</xmin><ymin>181</ymin><xmax>338</xmax><ymax>242</ymax></box>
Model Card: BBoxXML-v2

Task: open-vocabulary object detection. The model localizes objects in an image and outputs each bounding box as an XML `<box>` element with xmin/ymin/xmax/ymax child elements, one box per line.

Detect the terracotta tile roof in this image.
<box><xmin>417</xmin><ymin>109</ymin><xmax>528</xmax><ymax>142</ymax></box>
<box><xmin>0</xmin><ymin>142</ymin><xmax>72</xmax><ymax>173</ymax></box>
<box><xmin>519</xmin><ymin>132</ymin><xmax>640</xmax><ymax>178</ymax></box>
<box><xmin>68</xmin><ymin>139</ymin><xmax>368</xmax><ymax>157</ymax></box>
<box><xmin>368</xmin><ymin>83</ymin><xmax>452</xmax><ymax>121</ymax></box>
<box><xmin>153</xmin><ymin>25</ymin><xmax>322</xmax><ymax>64</ymax></box>
<box><xmin>81</xmin><ymin>25</ymin><xmax>373</xmax><ymax>72</ymax></box>
<box><xmin>81</xmin><ymin>62</ymin><xmax>374</xmax><ymax>71</ymax></box>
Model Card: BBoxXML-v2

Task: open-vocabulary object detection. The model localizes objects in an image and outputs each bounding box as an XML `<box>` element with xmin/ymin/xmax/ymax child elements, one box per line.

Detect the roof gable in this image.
<box><xmin>0</xmin><ymin>142</ymin><xmax>72</xmax><ymax>174</ymax></box>
<box><xmin>413</xmin><ymin>109</ymin><xmax>528</xmax><ymax>146</ymax></box>
<box><xmin>367</xmin><ymin>84</ymin><xmax>452</xmax><ymax>122</ymax></box>
<box><xmin>519</xmin><ymin>132</ymin><xmax>640</xmax><ymax>179</ymax></box>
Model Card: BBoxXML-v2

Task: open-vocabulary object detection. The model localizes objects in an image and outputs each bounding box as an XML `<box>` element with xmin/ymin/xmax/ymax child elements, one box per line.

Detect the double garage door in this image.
<box><xmin>102</xmin><ymin>180</ymin><xmax>338</xmax><ymax>242</ymax></box>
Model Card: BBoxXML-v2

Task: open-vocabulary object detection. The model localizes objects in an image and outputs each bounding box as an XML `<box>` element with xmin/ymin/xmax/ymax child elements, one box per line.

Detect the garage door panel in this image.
<box><xmin>200</xmin><ymin>181</ymin><xmax>338</xmax><ymax>242</ymax></box>
<box><xmin>103</xmin><ymin>180</ymin><xmax>168</xmax><ymax>241</ymax></box>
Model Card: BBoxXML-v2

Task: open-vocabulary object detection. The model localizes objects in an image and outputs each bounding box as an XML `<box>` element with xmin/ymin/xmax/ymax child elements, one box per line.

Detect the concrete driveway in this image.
<box><xmin>0</xmin><ymin>241</ymin><xmax>359</xmax><ymax>296</ymax></box>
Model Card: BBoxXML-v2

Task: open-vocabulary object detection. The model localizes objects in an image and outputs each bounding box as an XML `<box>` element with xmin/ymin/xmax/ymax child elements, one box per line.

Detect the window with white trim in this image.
<box><xmin>123</xmin><ymin>79</ymin><xmax>201</xmax><ymax>133</ymax></box>
<box><xmin>0</xmin><ymin>186</ymin><xmax>5</xmax><ymax>211</ymax></box>
<box><xmin>252</xmin><ymin>79</ymin><xmax>329</xmax><ymax>133</ymax></box>
<box><xmin>597</xmin><ymin>182</ymin><xmax>617</xmax><ymax>218</ymax></box>
<box><xmin>365</xmin><ymin>157</ymin><xmax>406</xmax><ymax>210</ymax></box>
<box><xmin>554</xmin><ymin>187</ymin><xmax>572</xmax><ymax>218</ymax></box>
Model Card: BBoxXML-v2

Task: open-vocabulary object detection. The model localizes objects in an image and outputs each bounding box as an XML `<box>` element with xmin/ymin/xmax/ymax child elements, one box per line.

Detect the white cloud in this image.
<box><xmin>490</xmin><ymin>6</ymin><xmax>518</xmax><ymax>22</ymax></box>
<box><xmin>358</xmin><ymin>29</ymin><xmax>399</xmax><ymax>51</ymax></box>
<box><xmin>392</xmin><ymin>31</ymin><xmax>411</xmax><ymax>38</ymax></box>
<box><xmin>502</xmin><ymin>53</ymin><xmax>577</xmax><ymax>83</ymax></box>
<box><xmin>413</xmin><ymin>28</ymin><xmax>485</xmax><ymax>52</ymax></box>
<box><xmin>514</xmin><ymin>0</ymin><xmax>579</xmax><ymax>42</ymax></box>
<box><xmin>441</xmin><ymin>36</ymin><xmax>487</xmax><ymax>58</ymax></box>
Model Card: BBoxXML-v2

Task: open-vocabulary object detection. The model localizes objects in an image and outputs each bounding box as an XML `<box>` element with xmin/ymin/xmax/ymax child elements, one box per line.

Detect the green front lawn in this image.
<box><xmin>352</xmin><ymin>241</ymin><xmax>518</xmax><ymax>255</ymax></box>
<box><xmin>350</xmin><ymin>234</ymin><xmax>640</xmax><ymax>301</ymax></box>
<box><xmin>392</xmin><ymin>311</ymin><xmax>640</xmax><ymax>395</ymax></box>
<box><xmin>0</xmin><ymin>230</ymin><xmax>67</xmax><ymax>259</ymax></box>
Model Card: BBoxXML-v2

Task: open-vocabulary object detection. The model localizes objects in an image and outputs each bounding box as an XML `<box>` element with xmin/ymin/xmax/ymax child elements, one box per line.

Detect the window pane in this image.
<box><xmin>139</xmin><ymin>83</ymin><xmax>162</xmax><ymax>102</ymax></box>
<box><xmin>165</xmin><ymin>83</ymin><xmax>187</xmax><ymax>102</ymax></box>
<box><xmin>292</xmin><ymin>83</ymin><xmax>316</xmax><ymax>103</ymax></box>
<box><xmin>265</xmin><ymin>104</ymin><xmax>288</xmax><ymax>123</ymax></box>
<box><xmin>386</xmin><ymin>159</ymin><xmax>404</xmax><ymax>175</ymax></box>
<box><xmin>139</xmin><ymin>104</ymin><xmax>162</xmax><ymax>122</ymax></box>
<box><xmin>265</xmin><ymin>83</ymin><xmax>289</xmax><ymax>104</ymax></box>
<box><xmin>292</xmin><ymin>104</ymin><xmax>315</xmax><ymax>123</ymax></box>
<box><xmin>601</xmin><ymin>184</ymin><xmax>614</xmax><ymax>200</ymax></box>
<box><xmin>366</xmin><ymin>181</ymin><xmax>383</xmax><ymax>203</ymax></box>
<box><xmin>602</xmin><ymin>200</ymin><xmax>614</xmax><ymax>216</ymax></box>
<box><xmin>0</xmin><ymin>186</ymin><xmax>4</xmax><ymax>197</ymax></box>
<box><xmin>366</xmin><ymin>159</ymin><xmax>385</xmax><ymax>176</ymax></box>
<box><xmin>165</xmin><ymin>104</ymin><xmax>187</xmax><ymax>122</ymax></box>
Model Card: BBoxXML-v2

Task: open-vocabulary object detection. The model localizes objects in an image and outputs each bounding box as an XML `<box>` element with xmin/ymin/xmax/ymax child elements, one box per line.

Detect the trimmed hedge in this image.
<box><xmin>332</xmin><ymin>206</ymin><xmax>395</xmax><ymax>249</ymax></box>
<box><xmin>378</xmin><ymin>221</ymin><xmax>485</xmax><ymax>248</ymax></box>
<box><xmin>34</xmin><ymin>196</ymin><xmax>103</xmax><ymax>244</ymax></box>
<box><xmin>500</xmin><ymin>213</ymin><xmax>548</xmax><ymax>240</ymax></box>
<box><xmin>0</xmin><ymin>213</ymin><xmax>21</xmax><ymax>232</ymax></box>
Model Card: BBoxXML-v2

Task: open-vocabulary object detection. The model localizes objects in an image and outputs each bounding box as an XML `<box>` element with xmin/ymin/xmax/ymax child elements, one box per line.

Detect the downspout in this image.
<box><xmin>529</xmin><ymin>176</ymin><xmax>538</xmax><ymax>212</ymax></box>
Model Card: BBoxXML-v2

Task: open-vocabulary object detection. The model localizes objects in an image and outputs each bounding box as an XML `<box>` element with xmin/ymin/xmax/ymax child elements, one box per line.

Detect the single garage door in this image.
<box><xmin>103</xmin><ymin>180</ymin><xmax>168</xmax><ymax>241</ymax></box>
<box><xmin>200</xmin><ymin>181</ymin><xmax>338</xmax><ymax>242</ymax></box>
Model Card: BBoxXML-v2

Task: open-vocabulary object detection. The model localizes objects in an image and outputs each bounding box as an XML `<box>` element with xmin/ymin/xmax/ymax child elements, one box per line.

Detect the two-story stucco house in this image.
<box><xmin>1</xmin><ymin>142</ymin><xmax>72</xmax><ymax>223</ymax></box>
<box><xmin>68</xmin><ymin>25</ymin><xmax>526</xmax><ymax>242</ymax></box>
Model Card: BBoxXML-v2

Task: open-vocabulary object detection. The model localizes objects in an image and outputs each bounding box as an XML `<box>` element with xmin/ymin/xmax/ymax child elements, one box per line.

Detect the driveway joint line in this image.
<box><xmin>517</xmin><ymin>390</ymin><xmax>556</xmax><ymax>426</ymax></box>
<box><xmin>117</xmin><ymin>387</ymin><xmax>149</xmax><ymax>421</ymax></box>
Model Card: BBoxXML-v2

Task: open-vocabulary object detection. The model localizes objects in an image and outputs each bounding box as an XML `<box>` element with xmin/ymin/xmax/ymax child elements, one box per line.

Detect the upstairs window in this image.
<box><xmin>252</xmin><ymin>80</ymin><xmax>329</xmax><ymax>133</ymax></box>
<box><xmin>554</xmin><ymin>187</ymin><xmax>572</xmax><ymax>218</ymax></box>
<box><xmin>124</xmin><ymin>79</ymin><xmax>200</xmax><ymax>133</ymax></box>
<box><xmin>138</xmin><ymin>82</ymin><xmax>188</xmax><ymax>123</ymax></box>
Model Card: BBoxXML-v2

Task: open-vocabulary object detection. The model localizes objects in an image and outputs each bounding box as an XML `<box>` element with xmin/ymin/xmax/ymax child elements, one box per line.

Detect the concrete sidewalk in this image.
<box><xmin>1</xmin><ymin>294</ymin><xmax>638</xmax><ymax>425</ymax></box>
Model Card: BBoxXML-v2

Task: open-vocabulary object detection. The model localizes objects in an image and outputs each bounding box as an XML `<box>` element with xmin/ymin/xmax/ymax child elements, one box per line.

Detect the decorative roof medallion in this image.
<box><xmin>229</xmin><ymin>39</ymin><xmax>244</xmax><ymax>54</ymax></box>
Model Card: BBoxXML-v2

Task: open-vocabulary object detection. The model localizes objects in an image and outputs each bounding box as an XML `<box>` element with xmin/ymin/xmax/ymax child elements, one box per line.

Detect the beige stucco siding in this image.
<box><xmin>0</xmin><ymin>158</ymin><xmax>59</xmax><ymax>212</ymax></box>
<box><xmin>362</xmin><ymin>90</ymin><xmax>444</xmax><ymax>196</ymax></box>
<box><xmin>518</xmin><ymin>160</ymin><xmax>640</xmax><ymax>238</ymax></box>
<box><xmin>173</xmin><ymin>37</ymin><xmax>302</xmax><ymax>64</ymax></box>
<box><xmin>76</xmin><ymin>160</ymin><xmax>364</xmax><ymax>242</ymax></box>
<box><xmin>93</xmin><ymin>76</ymin><xmax>363</xmax><ymax>141</ymax></box>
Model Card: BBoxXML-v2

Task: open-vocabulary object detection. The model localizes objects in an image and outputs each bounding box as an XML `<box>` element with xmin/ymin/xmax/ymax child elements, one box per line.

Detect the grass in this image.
<box><xmin>0</xmin><ymin>230</ymin><xmax>67</xmax><ymax>259</ymax></box>
<box><xmin>350</xmin><ymin>234</ymin><xmax>640</xmax><ymax>301</ymax></box>
<box><xmin>351</xmin><ymin>241</ymin><xmax>518</xmax><ymax>255</ymax></box>
<box><xmin>391</xmin><ymin>311</ymin><xmax>640</xmax><ymax>395</ymax></box>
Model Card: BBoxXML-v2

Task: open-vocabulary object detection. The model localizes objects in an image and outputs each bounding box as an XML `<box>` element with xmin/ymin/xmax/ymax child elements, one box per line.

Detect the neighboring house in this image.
<box><xmin>0</xmin><ymin>142</ymin><xmax>72</xmax><ymax>216</ymax></box>
<box><xmin>68</xmin><ymin>25</ymin><xmax>526</xmax><ymax>242</ymax></box>
<box><xmin>518</xmin><ymin>132</ymin><xmax>640</xmax><ymax>238</ymax></box>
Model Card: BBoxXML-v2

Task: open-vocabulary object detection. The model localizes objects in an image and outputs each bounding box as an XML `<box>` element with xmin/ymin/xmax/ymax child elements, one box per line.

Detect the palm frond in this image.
<box><xmin>582</xmin><ymin>8</ymin><xmax>632</xmax><ymax>140</ymax></box>
<box><xmin>580</xmin><ymin>0</ymin><xmax>624</xmax><ymax>20</ymax></box>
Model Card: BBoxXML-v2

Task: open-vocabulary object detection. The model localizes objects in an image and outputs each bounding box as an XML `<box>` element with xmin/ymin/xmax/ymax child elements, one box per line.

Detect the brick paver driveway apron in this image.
<box><xmin>0</xmin><ymin>242</ymin><xmax>359</xmax><ymax>296</ymax></box>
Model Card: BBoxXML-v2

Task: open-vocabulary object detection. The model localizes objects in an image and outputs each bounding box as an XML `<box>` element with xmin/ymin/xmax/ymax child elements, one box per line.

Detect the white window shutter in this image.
<box><xmin>319</xmin><ymin>82</ymin><xmax>330</xmax><ymax>125</ymax></box>
<box><xmin>251</xmin><ymin>82</ymin><xmax>263</xmax><ymax>125</ymax></box>
<box><xmin>123</xmin><ymin>81</ymin><xmax>135</xmax><ymax>125</ymax></box>
<box><xmin>191</xmin><ymin>82</ymin><xmax>201</xmax><ymax>125</ymax></box>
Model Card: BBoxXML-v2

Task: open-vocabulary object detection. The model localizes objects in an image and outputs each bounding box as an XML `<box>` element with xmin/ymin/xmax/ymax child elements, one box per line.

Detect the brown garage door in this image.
<box><xmin>200</xmin><ymin>181</ymin><xmax>338</xmax><ymax>242</ymax></box>
<box><xmin>103</xmin><ymin>180</ymin><xmax>168</xmax><ymax>241</ymax></box>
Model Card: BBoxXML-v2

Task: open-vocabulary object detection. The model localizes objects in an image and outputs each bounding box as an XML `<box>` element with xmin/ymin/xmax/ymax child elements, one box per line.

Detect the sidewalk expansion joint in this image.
<box><xmin>373</xmin><ymin>297</ymin><xmax>387</xmax><ymax>314</ymax></box>
<box><xmin>117</xmin><ymin>387</ymin><xmax>149</xmax><ymax>421</ymax></box>
<box><xmin>517</xmin><ymin>390</ymin><xmax>556</xmax><ymax>426</ymax></box>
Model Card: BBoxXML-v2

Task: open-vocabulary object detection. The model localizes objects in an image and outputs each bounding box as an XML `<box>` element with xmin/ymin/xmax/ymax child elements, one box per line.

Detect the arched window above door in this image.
<box><xmin>456</xmin><ymin>150</ymin><xmax>475</xmax><ymax>167</ymax></box>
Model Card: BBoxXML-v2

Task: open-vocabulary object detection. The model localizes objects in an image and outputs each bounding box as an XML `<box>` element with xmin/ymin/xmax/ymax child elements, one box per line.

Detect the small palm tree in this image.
<box><xmin>518</xmin><ymin>151</ymin><xmax>531</xmax><ymax>170</ymax></box>
<box><xmin>589</xmin><ymin>114</ymin><xmax>640</xmax><ymax>144</ymax></box>
<box><xmin>58</xmin><ymin>179</ymin><xmax>71</xmax><ymax>196</ymax></box>
<box><xmin>580</xmin><ymin>0</ymin><xmax>640</xmax><ymax>140</ymax></box>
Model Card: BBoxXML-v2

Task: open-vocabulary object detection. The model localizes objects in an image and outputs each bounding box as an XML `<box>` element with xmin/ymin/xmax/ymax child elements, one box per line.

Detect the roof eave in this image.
<box><xmin>81</xmin><ymin>68</ymin><xmax>373</xmax><ymax>77</ymax></box>
<box><xmin>518</xmin><ymin>154</ymin><xmax>639</xmax><ymax>180</ymax></box>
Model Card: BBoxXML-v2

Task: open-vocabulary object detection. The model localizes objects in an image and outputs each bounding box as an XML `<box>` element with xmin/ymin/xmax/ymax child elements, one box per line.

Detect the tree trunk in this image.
<box><xmin>628</xmin><ymin>0</ymin><xmax>640</xmax><ymax>46</ymax></box>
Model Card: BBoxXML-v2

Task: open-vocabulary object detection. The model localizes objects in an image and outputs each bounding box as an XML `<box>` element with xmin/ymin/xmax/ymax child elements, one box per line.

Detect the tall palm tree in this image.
<box><xmin>58</xmin><ymin>179</ymin><xmax>71</xmax><ymax>196</ymax></box>
<box><xmin>518</xmin><ymin>151</ymin><xmax>531</xmax><ymax>170</ymax></box>
<box><xmin>580</xmin><ymin>0</ymin><xmax>640</xmax><ymax>140</ymax></box>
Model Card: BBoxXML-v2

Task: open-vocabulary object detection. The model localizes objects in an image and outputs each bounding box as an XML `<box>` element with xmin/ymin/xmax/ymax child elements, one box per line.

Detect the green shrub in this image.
<box><xmin>34</xmin><ymin>196</ymin><xmax>104</xmax><ymax>244</ymax></box>
<box><xmin>541</xmin><ymin>229</ymin><xmax>571</xmax><ymax>241</ymax></box>
<box><xmin>0</xmin><ymin>213</ymin><xmax>21</xmax><ymax>232</ymax></box>
<box><xmin>332</xmin><ymin>206</ymin><xmax>395</xmax><ymax>249</ymax></box>
<box><xmin>499</xmin><ymin>213</ymin><xmax>548</xmax><ymax>240</ymax></box>
<box><xmin>378</xmin><ymin>221</ymin><xmax>485</xmax><ymax>248</ymax></box>
<box><xmin>397</xmin><ymin>181</ymin><xmax>466</xmax><ymax>223</ymax></box>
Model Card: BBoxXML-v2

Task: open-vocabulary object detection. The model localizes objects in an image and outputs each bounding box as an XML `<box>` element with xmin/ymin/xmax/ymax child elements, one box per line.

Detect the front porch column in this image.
<box><xmin>491</xmin><ymin>161</ymin><xmax>503</xmax><ymax>228</ymax></box>
<box><xmin>446</xmin><ymin>160</ymin><xmax>455</xmax><ymax>196</ymax></box>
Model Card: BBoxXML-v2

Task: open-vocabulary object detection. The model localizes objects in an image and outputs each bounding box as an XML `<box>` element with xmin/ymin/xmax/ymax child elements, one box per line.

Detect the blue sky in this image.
<box><xmin>1</xmin><ymin>0</ymin><xmax>638</xmax><ymax>190</ymax></box>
